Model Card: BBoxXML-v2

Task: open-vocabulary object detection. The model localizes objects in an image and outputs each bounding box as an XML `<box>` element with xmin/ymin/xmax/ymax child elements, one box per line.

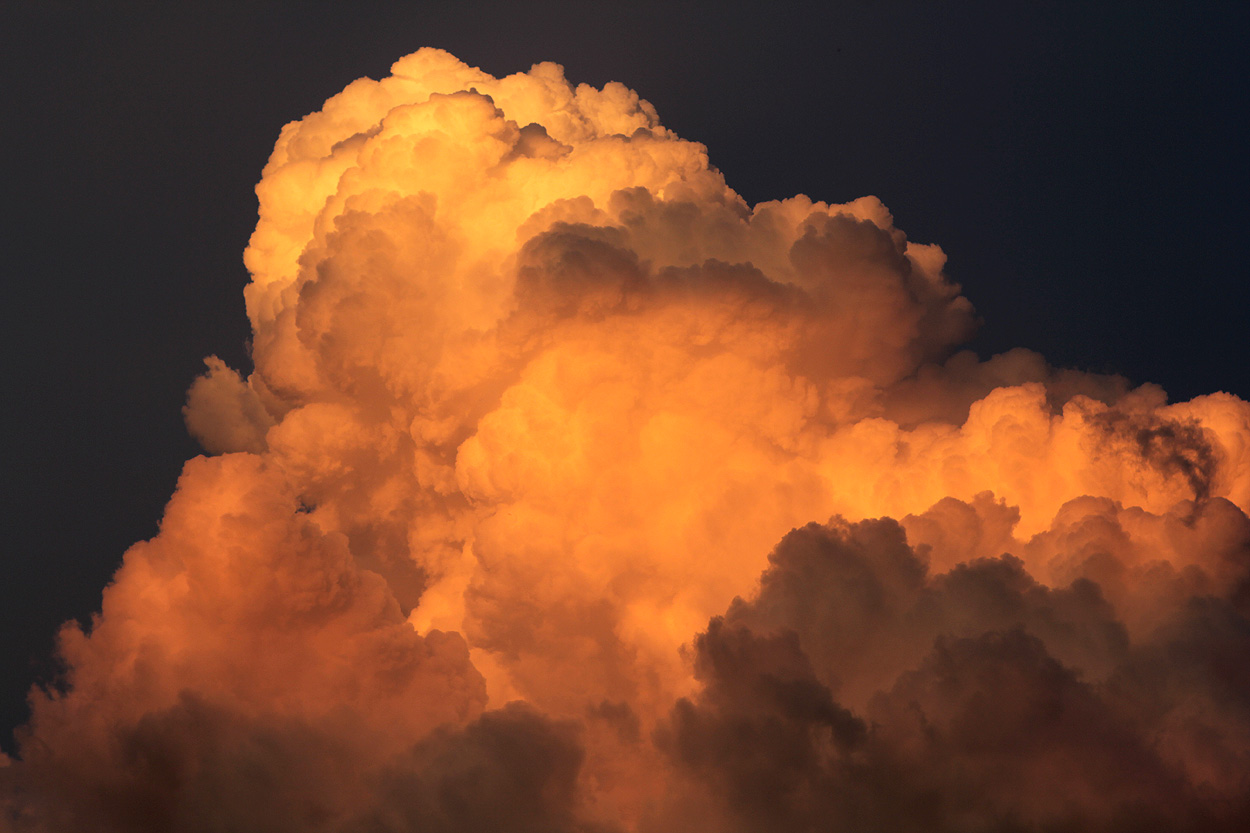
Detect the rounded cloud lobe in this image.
<box><xmin>4</xmin><ymin>48</ymin><xmax>1250</xmax><ymax>831</ymax></box>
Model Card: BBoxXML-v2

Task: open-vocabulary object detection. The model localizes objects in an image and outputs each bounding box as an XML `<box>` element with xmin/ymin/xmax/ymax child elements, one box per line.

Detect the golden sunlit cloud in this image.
<box><xmin>4</xmin><ymin>49</ymin><xmax>1249</xmax><ymax>832</ymax></box>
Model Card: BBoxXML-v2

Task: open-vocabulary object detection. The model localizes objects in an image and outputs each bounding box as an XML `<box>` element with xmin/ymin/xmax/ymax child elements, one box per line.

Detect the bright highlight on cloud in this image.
<box><xmin>4</xmin><ymin>48</ymin><xmax>1250</xmax><ymax>831</ymax></box>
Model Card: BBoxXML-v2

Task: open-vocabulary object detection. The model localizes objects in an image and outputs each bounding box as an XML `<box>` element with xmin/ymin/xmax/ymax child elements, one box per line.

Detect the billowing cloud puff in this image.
<box><xmin>654</xmin><ymin>518</ymin><xmax>1250</xmax><ymax>831</ymax></box>
<box><xmin>4</xmin><ymin>48</ymin><xmax>1249</xmax><ymax>831</ymax></box>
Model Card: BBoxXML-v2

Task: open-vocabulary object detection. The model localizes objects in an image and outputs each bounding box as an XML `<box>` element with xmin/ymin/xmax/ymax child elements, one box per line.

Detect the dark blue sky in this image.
<box><xmin>2</xmin><ymin>0</ymin><xmax>1247</xmax><ymax>752</ymax></box>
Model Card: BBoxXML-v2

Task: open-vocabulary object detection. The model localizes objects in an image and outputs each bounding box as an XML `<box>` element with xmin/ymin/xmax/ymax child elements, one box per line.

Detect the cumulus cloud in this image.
<box><xmin>183</xmin><ymin>357</ymin><xmax>274</xmax><ymax>455</ymax></box>
<box><xmin>654</xmin><ymin>519</ymin><xmax>1250</xmax><ymax>831</ymax></box>
<box><xmin>4</xmin><ymin>47</ymin><xmax>1250</xmax><ymax>831</ymax></box>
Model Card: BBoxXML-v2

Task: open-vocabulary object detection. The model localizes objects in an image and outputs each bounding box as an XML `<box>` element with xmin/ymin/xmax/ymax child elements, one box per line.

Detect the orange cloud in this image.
<box><xmin>4</xmin><ymin>48</ymin><xmax>1248</xmax><ymax>831</ymax></box>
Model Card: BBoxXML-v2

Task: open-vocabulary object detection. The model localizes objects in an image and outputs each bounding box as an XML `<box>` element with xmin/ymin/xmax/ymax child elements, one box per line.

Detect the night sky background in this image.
<box><xmin>3</xmin><ymin>1</ymin><xmax>1247</xmax><ymax>753</ymax></box>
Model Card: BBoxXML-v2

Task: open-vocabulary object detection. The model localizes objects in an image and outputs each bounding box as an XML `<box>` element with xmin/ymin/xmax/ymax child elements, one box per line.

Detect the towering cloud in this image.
<box><xmin>4</xmin><ymin>49</ymin><xmax>1249</xmax><ymax>831</ymax></box>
